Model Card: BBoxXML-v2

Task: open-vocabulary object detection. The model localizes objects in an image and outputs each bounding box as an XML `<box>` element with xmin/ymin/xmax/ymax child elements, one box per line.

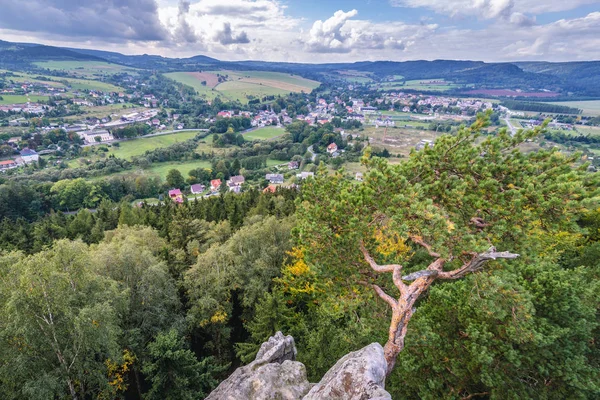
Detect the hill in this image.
<box><xmin>1</xmin><ymin>39</ymin><xmax>599</xmax><ymax>97</ymax></box>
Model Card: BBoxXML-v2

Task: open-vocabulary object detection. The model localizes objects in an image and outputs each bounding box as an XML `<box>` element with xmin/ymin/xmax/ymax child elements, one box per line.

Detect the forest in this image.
<box><xmin>0</xmin><ymin>114</ymin><xmax>599</xmax><ymax>399</ymax></box>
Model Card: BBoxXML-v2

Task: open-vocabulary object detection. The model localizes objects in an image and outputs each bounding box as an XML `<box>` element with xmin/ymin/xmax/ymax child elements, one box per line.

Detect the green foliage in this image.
<box><xmin>166</xmin><ymin>168</ymin><xmax>185</xmax><ymax>189</ymax></box>
<box><xmin>142</xmin><ymin>329</ymin><xmax>225</xmax><ymax>400</ymax></box>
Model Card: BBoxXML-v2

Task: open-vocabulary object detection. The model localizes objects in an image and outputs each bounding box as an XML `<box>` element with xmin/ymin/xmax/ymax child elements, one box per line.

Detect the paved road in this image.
<box><xmin>504</xmin><ymin>116</ymin><xmax>517</xmax><ymax>136</ymax></box>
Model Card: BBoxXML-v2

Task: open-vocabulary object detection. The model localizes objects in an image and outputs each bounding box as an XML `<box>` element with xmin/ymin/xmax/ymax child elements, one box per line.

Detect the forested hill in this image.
<box><xmin>1</xmin><ymin>39</ymin><xmax>600</xmax><ymax>96</ymax></box>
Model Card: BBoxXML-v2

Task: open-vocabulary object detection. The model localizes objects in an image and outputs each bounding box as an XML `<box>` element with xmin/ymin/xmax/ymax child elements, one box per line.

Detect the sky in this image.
<box><xmin>0</xmin><ymin>0</ymin><xmax>598</xmax><ymax>63</ymax></box>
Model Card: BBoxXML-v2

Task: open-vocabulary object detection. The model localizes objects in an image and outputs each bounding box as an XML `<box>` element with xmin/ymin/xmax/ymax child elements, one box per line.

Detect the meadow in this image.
<box><xmin>548</xmin><ymin>101</ymin><xmax>600</xmax><ymax>116</ymax></box>
<box><xmin>0</xmin><ymin>94</ymin><xmax>50</xmax><ymax>104</ymax></box>
<box><xmin>165</xmin><ymin>70</ymin><xmax>320</xmax><ymax>103</ymax></box>
<box><xmin>106</xmin><ymin>131</ymin><xmax>202</xmax><ymax>159</ymax></box>
<box><xmin>379</xmin><ymin>78</ymin><xmax>462</xmax><ymax>92</ymax></box>
<box><xmin>33</xmin><ymin>61</ymin><xmax>136</xmax><ymax>78</ymax></box>
<box><xmin>2</xmin><ymin>69</ymin><xmax>124</xmax><ymax>92</ymax></box>
<box><xmin>243</xmin><ymin>126</ymin><xmax>286</xmax><ymax>141</ymax></box>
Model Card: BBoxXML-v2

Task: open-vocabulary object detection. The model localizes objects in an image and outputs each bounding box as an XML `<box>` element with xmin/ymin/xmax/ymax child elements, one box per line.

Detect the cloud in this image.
<box><xmin>213</xmin><ymin>22</ymin><xmax>250</xmax><ymax>45</ymax></box>
<box><xmin>303</xmin><ymin>10</ymin><xmax>433</xmax><ymax>54</ymax></box>
<box><xmin>0</xmin><ymin>0</ymin><xmax>168</xmax><ymax>42</ymax></box>
<box><xmin>174</xmin><ymin>0</ymin><xmax>201</xmax><ymax>43</ymax></box>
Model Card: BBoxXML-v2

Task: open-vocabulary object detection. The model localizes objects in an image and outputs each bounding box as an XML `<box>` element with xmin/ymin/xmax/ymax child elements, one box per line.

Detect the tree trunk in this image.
<box><xmin>67</xmin><ymin>378</ymin><xmax>78</xmax><ymax>400</ymax></box>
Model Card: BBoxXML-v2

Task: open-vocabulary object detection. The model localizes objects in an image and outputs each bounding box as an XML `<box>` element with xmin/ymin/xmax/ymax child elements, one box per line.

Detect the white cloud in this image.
<box><xmin>303</xmin><ymin>9</ymin><xmax>437</xmax><ymax>54</ymax></box>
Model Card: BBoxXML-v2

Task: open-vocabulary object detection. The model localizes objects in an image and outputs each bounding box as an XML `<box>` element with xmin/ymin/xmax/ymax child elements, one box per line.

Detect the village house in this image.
<box><xmin>190</xmin><ymin>184</ymin><xmax>205</xmax><ymax>195</ymax></box>
<box><xmin>210</xmin><ymin>179</ymin><xmax>222</xmax><ymax>192</ymax></box>
<box><xmin>296</xmin><ymin>171</ymin><xmax>315</xmax><ymax>180</ymax></box>
<box><xmin>266</xmin><ymin>173</ymin><xmax>284</xmax><ymax>184</ymax></box>
<box><xmin>0</xmin><ymin>160</ymin><xmax>17</xmax><ymax>170</ymax></box>
<box><xmin>288</xmin><ymin>161</ymin><xmax>299</xmax><ymax>170</ymax></box>
<box><xmin>227</xmin><ymin>175</ymin><xmax>245</xmax><ymax>192</ymax></box>
<box><xmin>168</xmin><ymin>189</ymin><xmax>184</xmax><ymax>204</ymax></box>
<box><xmin>327</xmin><ymin>143</ymin><xmax>338</xmax><ymax>155</ymax></box>
<box><xmin>263</xmin><ymin>185</ymin><xmax>277</xmax><ymax>194</ymax></box>
<box><xmin>20</xmin><ymin>148</ymin><xmax>39</xmax><ymax>164</ymax></box>
<box><xmin>355</xmin><ymin>172</ymin><xmax>364</xmax><ymax>181</ymax></box>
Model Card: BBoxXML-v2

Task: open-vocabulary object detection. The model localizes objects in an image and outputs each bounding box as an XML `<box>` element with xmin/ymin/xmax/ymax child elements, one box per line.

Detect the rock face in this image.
<box><xmin>304</xmin><ymin>343</ymin><xmax>391</xmax><ymax>400</ymax></box>
<box><xmin>205</xmin><ymin>332</ymin><xmax>312</xmax><ymax>400</ymax></box>
<box><xmin>206</xmin><ymin>333</ymin><xmax>392</xmax><ymax>400</ymax></box>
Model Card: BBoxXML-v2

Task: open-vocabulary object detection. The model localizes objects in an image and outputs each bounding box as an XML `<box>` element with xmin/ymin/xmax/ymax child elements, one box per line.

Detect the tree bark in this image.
<box><xmin>360</xmin><ymin>240</ymin><xmax>519</xmax><ymax>375</ymax></box>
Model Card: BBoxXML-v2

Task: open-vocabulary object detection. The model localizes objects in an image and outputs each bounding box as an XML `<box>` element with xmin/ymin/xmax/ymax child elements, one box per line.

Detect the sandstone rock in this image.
<box><xmin>206</xmin><ymin>332</ymin><xmax>312</xmax><ymax>400</ymax></box>
<box><xmin>303</xmin><ymin>343</ymin><xmax>391</xmax><ymax>400</ymax></box>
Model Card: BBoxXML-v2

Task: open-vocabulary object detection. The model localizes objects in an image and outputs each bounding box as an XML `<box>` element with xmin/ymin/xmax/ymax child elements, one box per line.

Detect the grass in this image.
<box><xmin>196</xmin><ymin>134</ymin><xmax>241</xmax><ymax>156</ymax></box>
<box><xmin>146</xmin><ymin>160</ymin><xmax>212</xmax><ymax>180</ymax></box>
<box><xmin>575</xmin><ymin>126</ymin><xmax>600</xmax><ymax>136</ymax></box>
<box><xmin>62</xmin><ymin>104</ymin><xmax>141</xmax><ymax>121</ymax></box>
<box><xmin>243</xmin><ymin>126</ymin><xmax>286</xmax><ymax>141</ymax></box>
<box><xmin>354</xmin><ymin>125</ymin><xmax>443</xmax><ymax>157</ymax></box>
<box><xmin>33</xmin><ymin>61</ymin><xmax>136</xmax><ymax>78</ymax></box>
<box><xmin>166</xmin><ymin>70</ymin><xmax>320</xmax><ymax>103</ymax></box>
<box><xmin>547</xmin><ymin>101</ymin><xmax>600</xmax><ymax>116</ymax></box>
<box><xmin>0</xmin><ymin>94</ymin><xmax>50</xmax><ymax>104</ymax></box>
<box><xmin>107</xmin><ymin>131</ymin><xmax>202</xmax><ymax>160</ymax></box>
<box><xmin>164</xmin><ymin>72</ymin><xmax>221</xmax><ymax>101</ymax></box>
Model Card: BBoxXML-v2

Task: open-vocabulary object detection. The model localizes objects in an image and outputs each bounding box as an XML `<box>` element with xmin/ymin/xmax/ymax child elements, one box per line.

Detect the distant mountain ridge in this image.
<box><xmin>1</xmin><ymin>39</ymin><xmax>599</xmax><ymax>97</ymax></box>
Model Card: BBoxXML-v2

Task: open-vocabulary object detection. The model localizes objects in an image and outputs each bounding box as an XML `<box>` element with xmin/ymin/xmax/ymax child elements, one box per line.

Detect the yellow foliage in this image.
<box><xmin>210</xmin><ymin>309</ymin><xmax>228</xmax><ymax>324</ymax></box>
<box><xmin>372</xmin><ymin>229</ymin><xmax>412</xmax><ymax>259</ymax></box>
<box><xmin>105</xmin><ymin>349</ymin><xmax>135</xmax><ymax>393</ymax></box>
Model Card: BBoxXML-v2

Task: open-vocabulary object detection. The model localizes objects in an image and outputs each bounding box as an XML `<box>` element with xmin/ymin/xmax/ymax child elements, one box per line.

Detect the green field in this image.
<box><xmin>243</xmin><ymin>126</ymin><xmax>286</xmax><ymax>141</ymax></box>
<box><xmin>378</xmin><ymin>78</ymin><xmax>462</xmax><ymax>92</ymax></box>
<box><xmin>106</xmin><ymin>131</ymin><xmax>202</xmax><ymax>160</ymax></box>
<box><xmin>146</xmin><ymin>160</ymin><xmax>212</xmax><ymax>180</ymax></box>
<box><xmin>548</xmin><ymin>101</ymin><xmax>600</xmax><ymax>116</ymax></box>
<box><xmin>0</xmin><ymin>94</ymin><xmax>50</xmax><ymax>104</ymax></box>
<box><xmin>165</xmin><ymin>70</ymin><xmax>320</xmax><ymax>103</ymax></box>
<box><xmin>164</xmin><ymin>72</ymin><xmax>221</xmax><ymax>100</ymax></box>
<box><xmin>34</xmin><ymin>61</ymin><xmax>136</xmax><ymax>78</ymax></box>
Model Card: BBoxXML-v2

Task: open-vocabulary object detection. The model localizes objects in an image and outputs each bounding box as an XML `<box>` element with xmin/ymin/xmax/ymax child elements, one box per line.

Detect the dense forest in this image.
<box><xmin>0</xmin><ymin>115</ymin><xmax>599</xmax><ymax>399</ymax></box>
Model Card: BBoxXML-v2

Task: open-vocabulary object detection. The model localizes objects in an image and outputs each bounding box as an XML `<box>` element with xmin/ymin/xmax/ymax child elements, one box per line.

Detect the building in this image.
<box><xmin>210</xmin><ymin>179</ymin><xmax>222</xmax><ymax>192</ymax></box>
<box><xmin>168</xmin><ymin>189</ymin><xmax>184</xmax><ymax>204</ymax></box>
<box><xmin>78</xmin><ymin>130</ymin><xmax>114</xmax><ymax>144</ymax></box>
<box><xmin>263</xmin><ymin>185</ymin><xmax>277</xmax><ymax>194</ymax></box>
<box><xmin>266</xmin><ymin>174</ymin><xmax>284</xmax><ymax>184</ymax></box>
<box><xmin>355</xmin><ymin>172</ymin><xmax>364</xmax><ymax>181</ymax></box>
<box><xmin>416</xmin><ymin>139</ymin><xmax>434</xmax><ymax>151</ymax></box>
<box><xmin>190</xmin><ymin>184</ymin><xmax>205</xmax><ymax>194</ymax></box>
<box><xmin>19</xmin><ymin>148</ymin><xmax>39</xmax><ymax>164</ymax></box>
<box><xmin>296</xmin><ymin>171</ymin><xmax>315</xmax><ymax>180</ymax></box>
<box><xmin>228</xmin><ymin>175</ymin><xmax>245</xmax><ymax>187</ymax></box>
<box><xmin>0</xmin><ymin>160</ymin><xmax>17</xmax><ymax>170</ymax></box>
<box><xmin>288</xmin><ymin>161</ymin><xmax>299</xmax><ymax>170</ymax></box>
<box><xmin>327</xmin><ymin>143</ymin><xmax>338</xmax><ymax>154</ymax></box>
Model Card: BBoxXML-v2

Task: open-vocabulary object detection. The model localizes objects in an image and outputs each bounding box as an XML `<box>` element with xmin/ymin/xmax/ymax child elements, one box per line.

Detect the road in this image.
<box><xmin>504</xmin><ymin>116</ymin><xmax>517</xmax><ymax>136</ymax></box>
<box><xmin>307</xmin><ymin>145</ymin><xmax>317</xmax><ymax>162</ymax></box>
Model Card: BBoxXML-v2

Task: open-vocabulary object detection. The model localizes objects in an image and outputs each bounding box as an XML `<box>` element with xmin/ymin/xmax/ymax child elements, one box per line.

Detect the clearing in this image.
<box><xmin>0</xmin><ymin>94</ymin><xmax>49</xmax><ymax>104</ymax></box>
<box><xmin>106</xmin><ymin>131</ymin><xmax>202</xmax><ymax>160</ymax></box>
<box><xmin>243</xmin><ymin>126</ymin><xmax>286</xmax><ymax>141</ymax></box>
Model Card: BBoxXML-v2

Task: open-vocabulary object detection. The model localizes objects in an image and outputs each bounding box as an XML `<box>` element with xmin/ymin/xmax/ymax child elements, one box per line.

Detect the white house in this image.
<box><xmin>19</xmin><ymin>148</ymin><xmax>39</xmax><ymax>164</ymax></box>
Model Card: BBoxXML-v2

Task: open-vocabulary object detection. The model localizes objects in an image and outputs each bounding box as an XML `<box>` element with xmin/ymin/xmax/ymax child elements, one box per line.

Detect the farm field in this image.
<box><xmin>2</xmin><ymin>69</ymin><xmax>124</xmax><ymax>92</ymax></box>
<box><xmin>575</xmin><ymin>125</ymin><xmax>600</xmax><ymax>136</ymax></box>
<box><xmin>164</xmin><ymin>72</ymin><xmax>221</xmax><ymax>100</ymax></box>
<box><xmin>243</xmin><ymin>126</ymin><xmax>286</xmax><ymax>141</ymax></box>
<box><xmin>0</xmin><ymin>94</ymin><xmax>50</xmax><ymax>104</ymax></box>
<box><xmin>166</xmin><ymin>70</ymin><xmax>320</xmax><ymax>103</ymax></box>
<box><xmin>548</xmin><ymin>101</ymin><xmax>600</xmax><ymax>116</ymax></box>
<box><xmin>107</xmin><ymin>131</ymin><xmax>202</xmax><ymax>160</ymax></box>
<box><xmin>33</xmin><ymin>61</ymin><xmax>137</xmax><ymax>78</ymax></box>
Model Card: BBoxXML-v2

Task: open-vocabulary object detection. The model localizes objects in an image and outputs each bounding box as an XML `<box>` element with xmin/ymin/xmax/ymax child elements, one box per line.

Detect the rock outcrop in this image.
<box><xmin>304</xmin><ymin>343</ymin><xmax>391</xmax><ymax>400</ymax></box>
<box><xmin>205</xmin><ymin>332</ymin><xmax>312</xmax><ymax>400</ymax></box>
<box><xmin>206</xmin><ymin>332</ymin><xmax>392</xmax><ymax>400</ymax></box>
